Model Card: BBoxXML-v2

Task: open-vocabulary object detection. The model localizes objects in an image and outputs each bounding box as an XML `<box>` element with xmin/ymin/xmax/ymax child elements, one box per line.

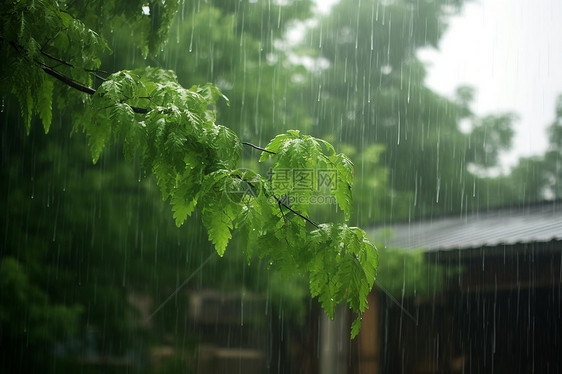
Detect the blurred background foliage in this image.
<box><xmin>1</xmin><ymin>0</ymin><xmax>561</xmax><ymax>372</ymax></box>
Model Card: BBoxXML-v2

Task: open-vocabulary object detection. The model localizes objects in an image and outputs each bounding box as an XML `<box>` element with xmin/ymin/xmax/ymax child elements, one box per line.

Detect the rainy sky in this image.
<box><xmin>418</xmin><ymin>0</ymin><xmax>562</xmax><ymax>169</ymax></box>
<box><xmin>318</xmin><ymin>0</ymin><xmax>562</xmax><ymax>171</ymax></box>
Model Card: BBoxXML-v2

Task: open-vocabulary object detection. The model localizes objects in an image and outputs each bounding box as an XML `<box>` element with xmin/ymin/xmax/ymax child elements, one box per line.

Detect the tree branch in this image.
<box><xmin>41</xmin><ymin>64</ymin><xmax>148</xmax><ymax>114</ymax></box>
<box><xmin>43</xmin><ymin>62</ymin><xmax>314</xmax><ymax>228</ymax></box>
<box><xmin>233</xmin><ymin>174</ymin><xmax>319</xmax><ymax>229</ymax></box>
<box><xmin>242</xmin><ymin>141</ymin><xmax>276</xmax><ymax>154</ymax></box>
<box><xmin>272</xmin><ymin>194</ymin><xmax>319</xmax><ymax>228</ymax></box>
<box><xmin>41</xmin><ymin>64</ymin><xmax>96</xmax><ymax>95</ymax></box>
<box><xmin>39</xmin><ymin>49</ymin><xmax>74</xmax><ymax>68</ymax></box>
<box><xmin>6</xmin><ymin>37</ymin><xmax>274</xmax><ymax>152</ymax></box>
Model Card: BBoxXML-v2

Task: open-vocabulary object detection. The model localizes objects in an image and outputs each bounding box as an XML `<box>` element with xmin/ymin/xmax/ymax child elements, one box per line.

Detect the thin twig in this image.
<box><xmin>84</xmin><ymin>67</ymin><xmax>110</xmax><ymax>75</ymax></box>
<box><xmin>272</xmin><ymin>193</ymin><xmax>319</xmax><ymax>228</ymax></box>
<box><xmin>91</xmin><ymin>73</ymin><xmax>107</xmax><ymax>82</ymax></box>
<box><xmin>40</xmin><ymin>50</ymin><xmax>74</xmax><ymax>68</ymax></box>
<box><xmin>242</xmin><ymin>141</ymin><xmax>276</xmax><ymax>154</ymax></box>
<box><xmin>40</xmin><ymin>48</ymin><xmax>110</xmax><ymax>78</ymax></box>
<box><xmin>277</xmin><ymin>199</ymin><xmax>287</xmax><ymax>222</ymax></box>
<box><xmin>233</xmin><ymin>174</ymin><xmax>319</xmax><ymax>229</ymax></box>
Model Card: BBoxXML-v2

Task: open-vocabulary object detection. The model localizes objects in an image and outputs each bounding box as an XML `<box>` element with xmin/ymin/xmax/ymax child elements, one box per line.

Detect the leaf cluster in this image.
<box><xmin>260</xmin><ymin>130</ymin><xmax>353</xmax><ymax>220</ymax></box>
<box><xmin>1</xmin><ymin>0</ymin><xmax>379</xmax><ymax>338</ymax></box>
<box><xmin>1</xmin><ymin>0</ymin><xmax>109</xmax><ymax>133</ymax></box>
<box><xmin>78</xmin><ymin>69</ymin><xmax>378</xmax><ymax>336</ymax></box>
<box><xmin>61</xmin><ymin>0</ymin><xmax>177</xmax><ymax>57</ymax></box>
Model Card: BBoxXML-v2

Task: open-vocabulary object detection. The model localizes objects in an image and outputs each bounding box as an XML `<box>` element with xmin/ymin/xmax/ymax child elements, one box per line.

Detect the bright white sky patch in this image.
<box><xmin>418</xmin><ymin>0</ymin><xmax>562</xmax><ymax>169</ymax></box>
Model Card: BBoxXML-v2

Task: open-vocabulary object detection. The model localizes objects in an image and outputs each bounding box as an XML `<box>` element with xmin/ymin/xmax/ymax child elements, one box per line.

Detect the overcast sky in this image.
<box><xmin>315</xmin><ymin>0</ymin><xmax>562</xmax><ymax>170</ymax></box>
<box><xmin>418</xmin><ymin>0</ymin><xmax>562</xmax><ymax>168</ymax></box>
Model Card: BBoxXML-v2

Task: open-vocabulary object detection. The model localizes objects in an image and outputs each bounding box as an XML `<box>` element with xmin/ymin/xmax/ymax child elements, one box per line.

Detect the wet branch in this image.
<box><xmin>242</xmin><ymin>141</ymin><xmax>276</xmax><ymax>154</ymax></box>
<box><xmin>41</xmin><ymin>64</ymin><xmax>149</xmax><ymax>113</ymax></box>
<box><xmin>39</xmin><ymin>47</ymin><xmax>109</xmax><ymax>77</ymax></box>
<box><xmin>234</xmin><ymin>174</ymin><xmax>319</xmax><ymax>229</ymax></box>
<box><xmin>272</xmin><ymin>194</ymin><xmax>319</xmax><ymax>228</ymax></box>
<box><xmin>41</xmin><ymin>64</ymin><xmax>96</xmax><ymax>95</ymax></box>
<box><xmin>7</xmin><ymin>37</ymin><xmax>274</xmax><ymax>153</ymax></box>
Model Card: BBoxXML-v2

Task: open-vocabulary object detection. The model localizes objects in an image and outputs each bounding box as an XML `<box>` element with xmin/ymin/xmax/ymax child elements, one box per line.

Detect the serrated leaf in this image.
<box><xmin>98</xmin><ymin>80</ymin><xmax>121</xmax><ymax>102</ymax></box>
<box><xmin>350</xmin><ymin>317</ymin><xmax>362</xmax><ymax>339</ymax></box>
<box><xmin>87</xmin><ymin>120</ymin><xmax>111</xmax><ymax>164</ymax></box>
<box><xmin>202</xmin><ymin>207</ymin><xmax>233</xmax><ymax>256</ymax></box>
<box><xmin>170</xmin><ymin>168</ymin><xmax>202</xmax><ymax>226</ymax></box>
<box><xmin>198</xmin><ymin>172</ymin><xmax>240</xmax><ymax>256</ymax></box>
<box><xmin>331</xmin><ymin>153</ymin><xmax>354</xmax><ymax>219</ymax></box>
<box><xmin>171</xmin><ymin>196</ymin><xmax>196</xmax><ymax>227</ymax></box>
<box><xmin>37</xmin><ymin>78</ymin><xmax>53</xmax><ymax>133</ymax></box>
<box><xmin>23</xmin><ymin>87</ymin><xmax>33</xmax><ymax>134</ymax></box>
<box><xmin>198</xmin><ymin>83</ymin><xmax>228</xmax><ymax>107</ymax></box>
<box><xmin>315</xmin><ymin>138</ymin><xmax>336</xmax><ymax>156</ymax></box>
<box><xmin>110</xmin><ymin>103</ymin><xmax>135</xmax><ymax>128</ymax></box>
<box><xmin>259</xmin><ymin>132</ymin><xmax>293</xmax><ymax>161</ymax></box>
<box><xmin>214</xmin><ymin>125</ymin><xmax>241</xmax><ymax>168</ymax></box>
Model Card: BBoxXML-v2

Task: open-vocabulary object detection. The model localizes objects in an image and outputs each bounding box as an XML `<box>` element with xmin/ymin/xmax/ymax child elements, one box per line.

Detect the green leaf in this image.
<box><xmin>37</xmin><ymin>79</ymin><xmax>54</xmax><ymax>133</ymax></box>
<box><xmin>171</xmin><ymin>193</ymin><xmax>197</xmax><ymax>227</ymax></box>
<box><xmin>170</xmin><ymin>168</ymin><xmax>201</xmax><ymax>226</ymax></box>
<box><xmin>199</xmin><ymin>83</ymin><xmax>229</xmax><ymax>107</ymax></box>
<box><xmin>203</xmin><ymin>206</ymin><xmax>232</xmax><ymax>256</ymax></box>
<box><xmin>331</xmin><ymin>153</ymin><xmax>354</xmax><ymax>220</ymax></box>
<box><xmin>199</xmin><ymin>172</ymin><xmax>241</xmax><ymax>256</ymax></box>
<box><xmin>350</xmin><ymin>317</ymin><xmax>362</xmax><ymax>339</ymax></box>
<box><xmin>259</xmin><ymin>132</ymin><xmax>293</xmax><ymax>161</ymax></box>
<box><xmin>23</xmin><ymin>87</ymin><xmax>33</xmax><ymax>135</ymax></box>
<box><xmin>214</xmin><ymin>125</ymin><xmax>241</xmax><ymax>168</ymax></box>
<box><xmin>87</xmin><ymin>118</ymin><xmax>111</xmax><ymax>164</ymax></box>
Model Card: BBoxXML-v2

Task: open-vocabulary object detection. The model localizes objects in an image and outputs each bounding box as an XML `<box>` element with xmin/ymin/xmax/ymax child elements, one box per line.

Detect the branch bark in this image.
<box><xmin>235</xmin><ymin>174</ymin><xmax>319</xmax><ymax>229</ymax></box>
<box><xmin>41</xmin><ymin>65</ymin><xmax>149</xmax><ymax>114</ymax></box>
<box><xmin>242</xmin><ymin>142</ymin><xmax>276</xmax><ymax>154</ymax></box>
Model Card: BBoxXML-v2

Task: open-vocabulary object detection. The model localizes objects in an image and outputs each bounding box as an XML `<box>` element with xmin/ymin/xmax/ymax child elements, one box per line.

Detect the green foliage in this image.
<box><xmin>466</xmin><ymin>113</ymin><xmax>516</xmax><ymax>169</ymax></box>
<box><xmin>0</xmin><ymin>257</ymin><xmax>82</xmax><ymax>344</ymax></box>
<box><xmin>307</xmin><ymin>224</ymin><xmax>378</xmax><ymax>329</ymax></box>
<box><xmin>64</xmin><ymin>0</ymin><xmax>178</xmax><ymax>57</ymax></box>
<box><xmin>375</xmin><ymin>246</ymin><xmax>459</xmax><ymax>300</ymax></box>
<box><xmin>500</xmin><ymin>94</ymin><xmax>562</xmax><ymax>201</ymax></box>
<box><xmin>1</xmin><ymin>0</ymin><xmax>378</xmax><ymax>338</ymax></box>
<box><xmin>260</xmin><ymin>130</ymin><xmax>353</xmax><ymax>220</ymax></box>
<box><xmin>1</xmin><ymin>0</ymin><xmax>108</xmax><ymax>133</ymax></box>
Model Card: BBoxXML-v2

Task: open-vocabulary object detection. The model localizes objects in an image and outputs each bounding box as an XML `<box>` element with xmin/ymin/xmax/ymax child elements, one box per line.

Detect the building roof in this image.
<box><xmin>376</xmin><ymin>200</ymin><xmax>562</xmax><ymax>252</ymax></box>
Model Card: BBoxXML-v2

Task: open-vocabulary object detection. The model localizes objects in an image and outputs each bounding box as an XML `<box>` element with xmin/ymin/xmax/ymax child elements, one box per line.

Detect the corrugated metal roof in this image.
<box><xmin>374</xmin><ymin>201</ymin><xmax>562</xmax><ymax>251</ymax></box>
